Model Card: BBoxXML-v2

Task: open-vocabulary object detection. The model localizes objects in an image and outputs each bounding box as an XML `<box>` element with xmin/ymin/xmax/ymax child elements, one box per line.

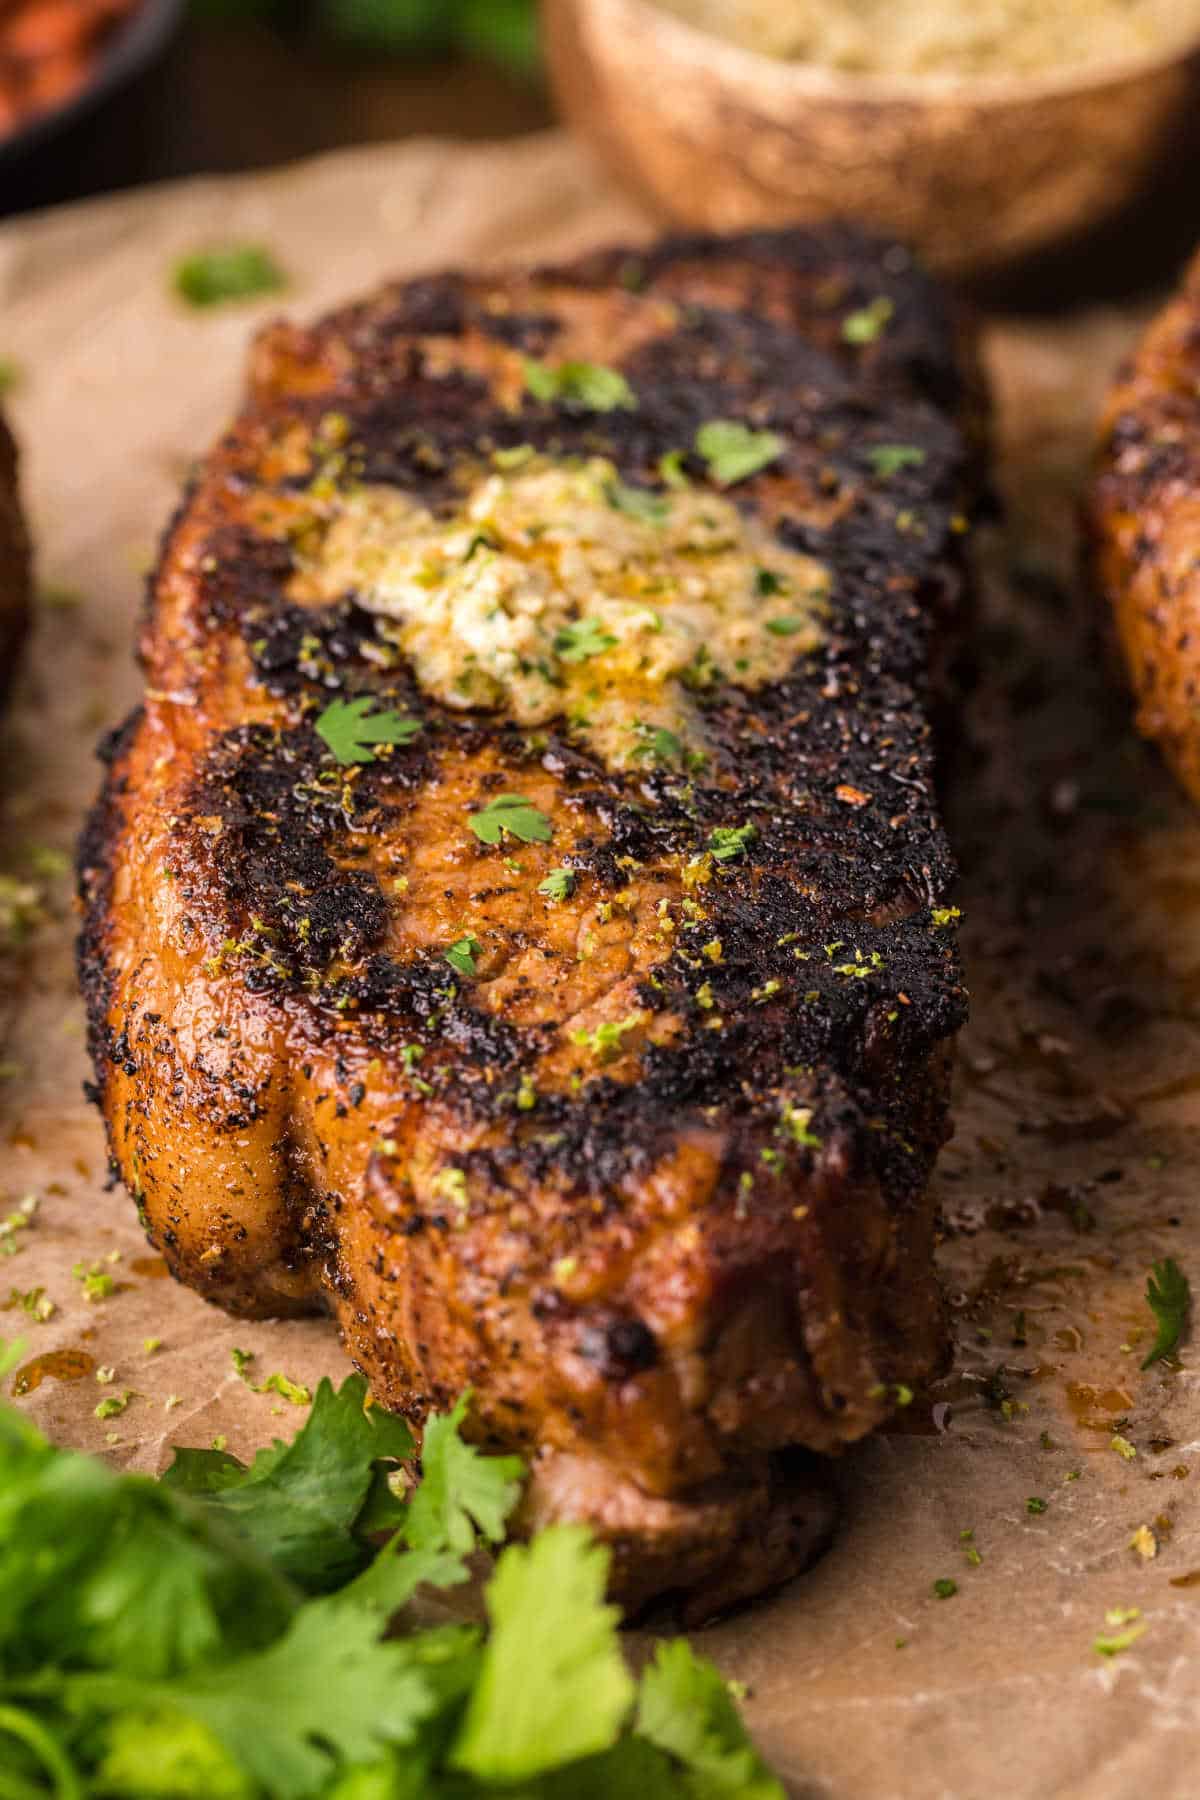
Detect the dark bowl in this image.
<box><xmin>0</xmin><ymin>0</ymin><xmax>184</xmax><ymax>170</ymax></box>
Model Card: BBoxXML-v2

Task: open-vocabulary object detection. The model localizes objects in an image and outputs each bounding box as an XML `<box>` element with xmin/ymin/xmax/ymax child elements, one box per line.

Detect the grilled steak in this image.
<box><xmin>1091</xmin><ymin>246</ymin><xmax>1200</xmax><ymax>802</ymax></box>
<box><xmin>79</xmin><ymin>228</ymin><xmax>973</xmax><ymax>1613</ymax></box>
<box><xmin>0</xmin><ymin>413</ymin><xmax>29</xmax><ymax>705</ymax></box>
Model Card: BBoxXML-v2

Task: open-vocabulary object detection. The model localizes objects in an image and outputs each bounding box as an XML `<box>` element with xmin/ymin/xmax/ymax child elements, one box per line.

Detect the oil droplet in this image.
<box><xmin>131</xmin><ymin>1255</ymin><xmax>169</xmax><ymax>1279</ymax></box>
<box><xmin>1066</xmin><ymin>1381</ymin><xmax>1135</xmax><ymax>1431</ymax></box>
<box><xmin>11</xmin><ymin>1348</ymin><xmax>96</xmax><ymax>1396</ymax></box>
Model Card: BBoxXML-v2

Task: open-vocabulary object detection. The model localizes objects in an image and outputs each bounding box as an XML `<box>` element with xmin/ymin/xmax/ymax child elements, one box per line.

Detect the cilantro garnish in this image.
<box><xmin>933</xmin><ymin>1577</ymin><xmax>958</xmax><ymax>1599</ymax></box>
<box><xmin>538</xmin><ymin>867</ymin><xmax>575</xmax><ymax>902</ymax></box>
<box><xmin>522</xmin><ymin>357</ymin><xmax>637</xmax><ymax>412</ymax></box>
<box><xmin>452</xmin><ymin>1524</ymin><xmax>633</xmax><ymax>1779</ymax></box>
<box><xmin>755</xmin><ymin>567</ymin><xmax>787</xmax><ymax>596</ymax></box>
<box><xmin>445</xmin><ymin>934</ymin><xmax>482</xmax><ymax>977</ymax></box>
<box><xmin>695</xmin><ymin>419</ymin><xmax>785</xmax><ymax>487</ymax></box>
<box><xmin>314</xmin><ymin>696</ymin><xmax>422</xmax><ymax>766</ymax></box>
<box><xmin>571</xmin><ymin>1011</ymin><xmax>648</xmax><ymax>1063</ymax></box>
<box><xmin>1142</xmin><ymin>1256</ymin><xmax>1189</xmax><ymax>1368</ymax></box>
<box><xmin>468</xmin><ymin>793</ymin><xmax>553</xmax><ymax>846</ymax></box>
<box><xmin>554</xmin><ymin>618</ymin><xmax>618</xmax><ymax>662</ymax></box>
<box><xmin>1094</xmin><ymin>1607</ymin><xmax>1146</xmax><ymax>1656</ymax></box>
<box><xmin>606</xmin><ymin>479</ymin><xmax>670</xmax><ymax>523</ymax></box>
<box><xmin>633</xmin><ymin>724</ymin><xmax>684</xmax><ymax>764</ymax></box>
<box><xmin>842</xmin><ymin>295</ymin><xmax>895</xmax><ymax>344</ymax></box>
<box><xmin>765</xmin><ymin>616</ymin><xmax>809</xmax><ymax>636</ymax></box>
<box><xmin>173</xmin><ymin>244</ymin><xmax>288</xmax><ymax>308</ymax></box>
<box><xmin>0</xmin><ymin>1349</ymin><xmax>784</xmax><ymax>1797</ymax></box>
<box><xmin>708</xmin><ymin>822</ymin><xmax>757</xmax><ymax>862</ymax></box>
<box><xmin>658</xmin><ymin>447</ymin><xmax>690</xmax><ymax>488</ymax></box>
<box><xmin>869</xmin><ymin>444</ymin><xmax>927</xmax><ymax>478</ymax></box>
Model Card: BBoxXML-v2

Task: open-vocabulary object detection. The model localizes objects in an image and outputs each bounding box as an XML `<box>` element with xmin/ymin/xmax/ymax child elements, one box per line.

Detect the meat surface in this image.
<box><xmin>0</xmin><ymin>412</ymin><xmax>29</xmax><ymax>705</ymax></box>
<box><xmin>1091</xmin><ymin>245</ymin><xmax>1200</xmax><ymax>801</ymax></box>
<box><xmin>78</xmin><ymin>228</ymin><xmax>974</xmax><ymax>1613</ymax></box>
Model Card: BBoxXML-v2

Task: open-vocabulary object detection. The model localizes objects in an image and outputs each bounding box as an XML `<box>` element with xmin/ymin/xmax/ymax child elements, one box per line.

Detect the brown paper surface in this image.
<box><xmin>1</xmin><ymin>129</ymin><xmax>1199</xmax><ymax>1800</ymax></box>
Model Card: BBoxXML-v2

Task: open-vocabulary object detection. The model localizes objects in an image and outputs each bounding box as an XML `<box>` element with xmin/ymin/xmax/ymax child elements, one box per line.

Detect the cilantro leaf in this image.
<box><xmin>658</xmin><ymin>448</ymin><xmax>690</xmax><ymax>489</ymax></box>
<box><xmin>0</xmin><ymin>1418</ymin><xmax>294</xmax><ymax>1682</ymax></box>
<box><xmin>554</xmin><ymin>618</ymin><xmax>618</xmax><ymax>662</ymax></box>
<box><xmin>174</xmin><ymin>245</ymin><xmax>288</xmax><ymax>309</ymax></box>
<box><xmin>708</xmin><ymin>823</ymin><xmax>757</xmax><ymax>862</ymax></box>
<box><xmin>1142</xmin><ymin>1256</ymin><xmax>1190</xmax><ymax>1369</ymax></box>
<box><xmin>764</xmin><ymin>616</ymin><xmax>809</xmax><ymax>636</ymax></box>
<box><xmin>538</xmin><ymin>867</ymin><xmax>575</xmax><ymax>901</ymax></box>
<box><xmin>404</xmin><ymin>1393</ymin><xmax>524</xmax><ymax>1557</ymax></box>
<box><xmin>636</xmin><ymin>1638</ymin><xmax>786</xmax><ymax>1799</ymax></box>
<box><xmin>71</xmin><ymin>1599</ymin><xmax>468</xmax><ymax>1800</ymax></box>
<box><xmin>445</xmin><ymin>934</ymin><xmax>481</xmax><ymax>977</ymax></box>
<box><xmin>451</xmin><ymin>1524</ymin><xmax>634</xmax><ymax>1781</ymax></box>
<box><xmin>695</xmin><ymin>420</ymin><xmax>785</xmax><ymax>487</ymax></box>
<box><xmin>606</xmin><ymin>479</ymin><xmax>670</xmax><ymax>523</ymax></box>
<box><xmin>162</xmin><ymin>1374</ymin><xmax>414</xmax><ymax>1593</ymax></box>
<box><xmin>315</xmin><ymin>697</ymin><xmax>422</xmax><ymax>766</ymax></box>
<box><xmin>468</xmin><ymin>793</ymin><xmax>553</xmax><ymax>846</ymax></box>
<box><xmin>842</xmin><ymin>295</ymin><xmax>894</xmax><ymax>344</ymax></box>
<box><xmin>0</xmin><ymin>1351</ymin><xmax>787</xmax><ymax>1799</ymax></box>
<box><xmin>868</xmin><ymin>444</ymin><xmax>927</xmax><ymax>478</ymax></box>
<box><xmin>522</xmin><ymin>358</ymin><xmax>637</xmax><ymax>412</ymax></box>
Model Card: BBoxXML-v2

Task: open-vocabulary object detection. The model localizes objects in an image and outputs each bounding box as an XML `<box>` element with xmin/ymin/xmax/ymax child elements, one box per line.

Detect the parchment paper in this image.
<box><xmin>1</xmin><ymin>130</ymin><xmax>1198</xmax><ymax>1800</ymax></box>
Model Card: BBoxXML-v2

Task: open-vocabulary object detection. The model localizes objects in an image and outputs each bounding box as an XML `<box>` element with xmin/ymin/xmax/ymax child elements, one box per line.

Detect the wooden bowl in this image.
<box><xmin>542</xmin><ymin>0</ymin><xmax>1200</xmax><ymax>276</ymax></box>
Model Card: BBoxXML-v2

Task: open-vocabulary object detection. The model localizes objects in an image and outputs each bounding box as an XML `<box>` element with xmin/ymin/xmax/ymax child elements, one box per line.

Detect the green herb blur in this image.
<box><xmin>0</xmin><ymin>1341</ymin><xmax>782</xmax><ymax>1796</ymax></box>
<box><xmin>188</xmin><ymin>0</ymin><xmax>542</xmax><ymax>81</ymax></box>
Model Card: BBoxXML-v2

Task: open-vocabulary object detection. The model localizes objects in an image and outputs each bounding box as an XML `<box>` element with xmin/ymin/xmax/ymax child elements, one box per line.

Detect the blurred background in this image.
<box><xmin>0</xmin><ymin>0</ymin><xmax>1197</xmax><ymax>304</ymax></box>
<box><xmin>0</xmin><ymin>0</ymin><xmax>550</xmax><ymax>215</ymax></box>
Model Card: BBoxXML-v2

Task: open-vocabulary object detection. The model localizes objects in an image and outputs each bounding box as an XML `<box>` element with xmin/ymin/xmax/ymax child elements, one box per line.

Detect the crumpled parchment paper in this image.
<box><xmin>1</xmin><ymin>128</ymin><xmax>1198</xmax><ymax>1800</ymax></box>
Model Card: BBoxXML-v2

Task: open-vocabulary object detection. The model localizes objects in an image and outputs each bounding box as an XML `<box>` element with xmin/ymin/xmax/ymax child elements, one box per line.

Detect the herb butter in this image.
<box><xmin>653</xmin><ymin>0</ymin><xmax>1199</xmax><ymax>77</ymax></box>
<box><xmin>299</xmin><ymin>454</ymin><xmax>828</xmax><ymax>771</ymax></box>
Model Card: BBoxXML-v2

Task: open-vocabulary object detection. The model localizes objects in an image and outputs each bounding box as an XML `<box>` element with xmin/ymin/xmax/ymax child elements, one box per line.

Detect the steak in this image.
<box><xmin>1091</xmin><ymin>244</ymin><xmax>1200</xmax><ymax>802</ymax></box>
<box><xmin>0</xmin><ymin>413</ymin><xmax>29</xmax><ymax>705</ymax></box>
<box><xmin>78</xmin><ymin>228</ymin><xmax>974</xmax><ymax>1614</ymax></box>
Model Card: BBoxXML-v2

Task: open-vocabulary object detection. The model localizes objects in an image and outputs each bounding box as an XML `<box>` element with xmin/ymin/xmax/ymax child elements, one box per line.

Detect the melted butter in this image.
<box><xmin>297</xmin><ymin>454</ymin><xmax>829</xmax><ymax>771</ymax></box>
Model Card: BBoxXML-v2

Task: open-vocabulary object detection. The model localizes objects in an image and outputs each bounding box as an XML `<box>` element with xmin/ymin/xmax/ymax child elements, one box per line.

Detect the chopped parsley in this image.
<box><xmin>869</xmin><ymin>443</ymin><xmax>927</xmax><ymax>478</ymax></box>
<box><xmin>754</xmin><ymin>567</ymin><xmax>787</xmax><ymax>597</ymax></box>
<box><xmin>522</xmin><ymin>357</ymin><xmax>637</xmax><ymax>412</ymax></box>
<box><xmin>538</xmin><ymin>867</ymin><xmax>575</xmax><ymax>902</ymax></box>
<box><xmin>695</xmin><ymin>419</ymin><xmax>785</xmax><ymax>487</ymax></box>
<box><xmin>765</xmin><ymin>616</ymin><xmax>809</xmax><ymax>636</ymax></box>
<box><xmin>468</xmin><ymin>793</ymin><xmax>554</xmax><ymax>846</ymax></box>
<box><xmin>445</xmin><ymin>934</ymin><xmax>482</xmax><ymax>977</ymax></box>
<box><xmin>1026</xmin><ymin>1496</ymin><xmax>1048</xmax><ymax>1515</ymax></box>
<box><xmin>314</xmin><ymin>695</ymin><xmax>422</xmax><ymax>765</ymax></box>
<box><xmin>554</xmin><ymin>618</ymin><xmax>618</xmax><ymax>662</ymax></box>
<box><xmin>173</xmin><ymin>244</ymin><xmax>288</xmax><ymax>308</ymax></box>
<box><xmin>932</xmin><ymin>1577</ymin><xmax>958</xmax><ymax>1599</ymax></box>
<box><xmin>708</xmin><ymin>822</ymin><xmax>757</xmax><ymax>862</ymax></box>
<box><xmin>1141</xmin><ymin>1256</ymin><xmax>1189</xmax><ymax>1369</ymax></box>
<box><xmin>842</xmin><ymin>295</ymin><xmax>895</xmax><ymax>344</ymax></box>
